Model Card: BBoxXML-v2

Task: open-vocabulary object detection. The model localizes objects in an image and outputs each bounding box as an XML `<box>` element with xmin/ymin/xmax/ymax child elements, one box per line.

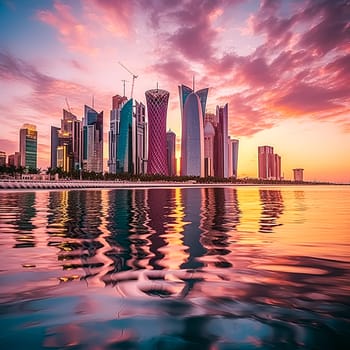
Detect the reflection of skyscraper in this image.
<box><xmin>19</xmin><ymin>124</ymin><xmax>37</xmax><ymax>169</ymax></box>
<box><xmin>259</xmin><ymin>190</ymin><xmax>284</xmax><ymax>233</ymax></box>
<box><xmin>145</xmin><ymin>89</ymin><xmax>169</xmax><ymax>175</ymax></box>
<box><xmin>228</xmin><ymin>138</ymin><xmax>239</xmax><ymax>179</ymax></box>
<box><xmin>179</xmin><ymin>84</ymin><xmax>208</xmax><ymax>177</ymax></box>
<box><xmin>83</xmin><ymin>105</ymin><xmax>103</xmax><ymax>173</ymax></box>
<box><xmin>181</xmin><ymin>188</ymin><xmax>206</xmax><ymax>269</ymax></box>
<box><xmin>166</xmin><ymin>130</ymin><xmax>176</xmax><ymax>176</ymax></box>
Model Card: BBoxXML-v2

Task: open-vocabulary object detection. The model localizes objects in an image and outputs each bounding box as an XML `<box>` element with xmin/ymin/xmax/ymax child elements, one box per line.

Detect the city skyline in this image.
<box><xmin>0</xmin><ymin>1</ymin><xmax>349</xmax><ymax>182</ymax></box>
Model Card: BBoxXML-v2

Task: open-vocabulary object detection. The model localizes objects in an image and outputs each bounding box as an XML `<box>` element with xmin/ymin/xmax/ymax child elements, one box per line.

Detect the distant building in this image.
<box><xmin>0</xmin><ymin>151</ymin><xmax>6</xmax><ymax>166</ymax></box>
<box><xmin>214</xmin><ymin>104</ymin><xmax>229</xmax><ymax>178</ymax></box>
<box><xmin>145</xmin><ymin>88</ymin><xmax>169</xmax><ymax>176</ymax></box>
<box><xmin>8</xmin><ymin>152</ymin><xmax>20</xmax><ymax>167</ymax></box>
<box><xmin>274</xmin><ymin>154</ymin><xmax>281</xmax><ymax>180</ymax></box>
<box><xmin>134</xmin><ymin>101</ymin><xmax>147</xmax><ymax>175</ymax></box>
<box><xmin>258</xmin><ymin>146</ymin><xmax>276</xmax><ymax>180</ymax></box>
<box><xmin>108</xmin><ymin>95</ymin><xmax>126</xmax><ymax>174</ymax></box>
<box><xmin>228</xmin><ymin>138</ymin><xmax>239</xmax><ymax>179</ymax></box>
<box><xmin>83</xmin><ymin>105</ymin><xmax>103</xmax><ymax>173</ymax></box>
<box><xmin>50</xmin><ymin>126</ymin><xmax>60</xmax><ymax>169</ymax></box>
<box><xmin>19</xmin><ymin>124</ymin><xmax>37</xmax><ymax>170</ymax></box>
<box><xmin>166</xmin><ymin>130</ymin><xmax>176</xmax><ymax>176</ymax></box>
<box><xmin>293</xmin><ymin>168</ymin><xmax>304</xmax><ymax>182</ymax></box>
<box><xmin>204</xmin><ymin>120</ymin><xmax>215</xmax><ymax>177</ymax></box>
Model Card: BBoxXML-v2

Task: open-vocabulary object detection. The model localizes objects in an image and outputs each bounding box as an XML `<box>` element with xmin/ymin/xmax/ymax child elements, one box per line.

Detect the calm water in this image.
<box><xmin>0</xmin><ymin>185</ymin><xmax>349</xmax><ymax>349</ymax></box>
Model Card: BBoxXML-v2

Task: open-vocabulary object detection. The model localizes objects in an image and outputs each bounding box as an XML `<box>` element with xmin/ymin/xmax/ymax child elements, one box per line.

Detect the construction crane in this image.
<box><xmin>118</xmin><ymin>61</ymin><xmax>138</xmax><ymax>99</ymax></box>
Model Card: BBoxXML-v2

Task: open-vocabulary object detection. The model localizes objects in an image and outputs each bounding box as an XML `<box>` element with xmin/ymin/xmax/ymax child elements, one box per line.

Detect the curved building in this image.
<box><xmin>145</xmin><ymin>89</ymin><xmax>169</xmax><ymax>175</ymax></box>
<box><xmin>117</xmin><ymin>99</ymin><xmax>133</xmax><ymax>173</ymax></box>
<box><xmin>181</xmin><ymin>92</ymin><xmax>204</xmax><ymax>177</ymax></box>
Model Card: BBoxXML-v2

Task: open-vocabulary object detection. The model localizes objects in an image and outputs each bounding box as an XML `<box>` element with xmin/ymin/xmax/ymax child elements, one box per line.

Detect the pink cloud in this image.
<box><xmin>36</xmin><ymin>1</ymin><xmax>96</xmax><ymax>54</ymax></box>
<box><xmin>85</xmin><ymin>0</ymin><xmax>135</xmax><ymax>37</ymax></box>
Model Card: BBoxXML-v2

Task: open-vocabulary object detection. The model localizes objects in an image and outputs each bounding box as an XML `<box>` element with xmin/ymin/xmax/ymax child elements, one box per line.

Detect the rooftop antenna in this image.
<box><xmin>156</xmin><ymin>81</ymin><xmax>159</xmax><ymax>91</ymax></box>
<box><xmin>65</xmin><ymin>97</ymin><xmax>72</xmax><ymax>113</ymax></box>
<box><xmin>92</xmin><ymin>95</ymin><xmax>95</xmax><ymax>109</ymax></box>
<box><xmin>121</xmin><ymin>79</ymin><xmax>128</xmax><ymax>97</ymax></box>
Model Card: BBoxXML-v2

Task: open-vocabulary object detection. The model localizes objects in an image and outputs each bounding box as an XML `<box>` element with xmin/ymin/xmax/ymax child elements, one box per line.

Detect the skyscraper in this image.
<box><xmin>108</xmin><ymin>95</ymin><xmax>126</xmax><ymax>174</ymax></box>
<box><xmin>19</xmin><ymin>124</ymin><xmax>37</xmax><ymax>170</ymax></box>
<box><xmin>166</xmin><ymin>130</ymin><xmax>176</xmax><ymax>176</ymax></box>
<box><xmin>134</xmin><ymin>101</ymin><xmax>147</xmax><ymax>175</ymax></box>
<box><xmin>83</xmin><ymin>105</ymin><xmax>103</xmax><ymax>173</ymax></box>
<box><xmin>117</xmin><ymin>99</ymin><xmax>133</xmax><ymax>173</ymax></box>
<box><xmin>179</xmin><ymin>84</ymin><xmax>209</xmax><ymax>177</ymax></box>
<box><xmin>258</xmin><ymin>146</ymin><xmax>282</xmax><ymax>180</ymax></box>
<box><xmin>181</xmin><ymin>92</ymin><xmax>204</xmax><ymax>176</ymax></box>
<box><xmin>204</xmin><ymin>120</ymin><xmax>215</xmax><ymax>177</ymax></box>
<box><xmin>228</xmin><ymin>138</ymin><xmax>239</xmax><ymax>179</ymax></box>
<box><xmin>145</xmin><ymin>88</ymin><xmax>169</xmax><ymax>176</ymax></box>
<box><xmin>50</xmin><ymin>126</ymin><xmax>60</xmax><ymax>169</ymax></box>
<box><xmin>214</xmin><ymin>104</ymin><xmax>229</xmax><ymax>178</ymax></box>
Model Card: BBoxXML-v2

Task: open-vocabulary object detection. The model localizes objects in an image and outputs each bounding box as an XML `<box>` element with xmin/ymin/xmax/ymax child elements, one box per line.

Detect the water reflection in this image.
<box><xmin>259</xmin><ymin>189</ymin><xmax>284</xmax><ymax>233</ymax></box>
<box><xmin>0</xmin><ymin>186</ymin><xmax>350</xmax><ymax>349</ymax></box>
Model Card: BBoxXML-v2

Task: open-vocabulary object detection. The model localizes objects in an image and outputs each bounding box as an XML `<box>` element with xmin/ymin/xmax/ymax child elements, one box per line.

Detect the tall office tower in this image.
<box><xmin>258</xmin><ymin>146</ymin><xmax>275</xmax><ymax>179</ymax></box>
<box><xmin>166</xmin><ymin>130</ymin><xmax>176</xmax><ymax>176</ymax></box>
<box><xmin>19</xmin><ymin>124</ymin><xmax>37</xmax><ymax>169</ymax></box>
<box><xmin>50</xmin><ymin>126</ymin><xmax>60</xmax><ymax>169</ymax></box>
<box><xmin>228</xmin><ymin>138</ymin><xmax>239</xmax><ymax>179</ymax></box>
<box><xmin>178</xmin><ymin>84</ymin><xmax>209</xmax><ymax>123</ymax></box>
<box><xmin>179</xmin><ymin>83</ymin><xmax>208</xmax><ymax>177</ymax></box>
<box><xmin>135</xmin><ymin>101</ymin><xmax>147</xmax><ymax>175</ymax></box>
<box><xmin>204</xmin><ymin>120</ymin><xmax>215</xmax><ymax>177</ymax></box>
<box><xmin>274</xmin><ymin>154</ymin><xmax>281</xmax><ymax>180</ymax></box>
<box><xmin>145</xmin><ymin>89</ymin><xmax>169</xmax><ymax>175</ymax></box>
<box><xmin>293</xmin><ymin>168</ymin><xmax>304</xmax><ymax>182</ymax></box>
<box><xmin>0</xmin><ymin>151</ymin><xmax>6</xmax><ymax>166</ymax></box>
<box><xmin>108</xmin><ymin>95</ymin><xmax>126</xmax><ymax>174</ymax></box>
<box><xmin>83</xmin><ymin>105</ymin><xmax>103</xmax><ymax>173</ymax></box>
<box><xmin>181</xmin><ymin>91</ymin><xmax>205</xmax><ymax>176</ymax></box>
<box><xmin>117</xmin><ymin>99</ymin><xmax>133</xmax><ymax>173</ymax></box>
<box><xmin>214</xmin><ymin>104</ymin><xmax>229</xmax><ymax>178</ymax></box>
<box><xmin>56</xmin><ymin>109</ymin><xmax>82</xmax><ymax>173</ymax></box>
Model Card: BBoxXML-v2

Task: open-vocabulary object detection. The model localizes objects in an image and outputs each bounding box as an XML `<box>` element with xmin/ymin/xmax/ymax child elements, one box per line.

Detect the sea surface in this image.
<box><xmin>0</xmin><ymin>185</ymin><xmax>349</xmax><ymax>349</ymax></box>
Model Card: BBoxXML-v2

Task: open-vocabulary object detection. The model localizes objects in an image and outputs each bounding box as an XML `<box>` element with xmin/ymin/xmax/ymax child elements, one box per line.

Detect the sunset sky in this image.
<box><xmin>0</xmin><ymin>0</ymin><xmax>349</xmax><ymax>182</ymax></box>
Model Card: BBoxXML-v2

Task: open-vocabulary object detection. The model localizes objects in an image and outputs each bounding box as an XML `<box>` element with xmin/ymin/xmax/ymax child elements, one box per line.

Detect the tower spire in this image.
<box><xmin>192</xmin><ymin>75</ymin><xmax>195</xmax><ymax>91</ymax></box>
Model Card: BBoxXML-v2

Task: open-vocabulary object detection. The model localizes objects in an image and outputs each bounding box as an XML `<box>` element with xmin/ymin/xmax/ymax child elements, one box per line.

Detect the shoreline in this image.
<box><xmin>0</xmin><ymin>180</ymin><xmax>347</xmax><ymax>190</ymax></box>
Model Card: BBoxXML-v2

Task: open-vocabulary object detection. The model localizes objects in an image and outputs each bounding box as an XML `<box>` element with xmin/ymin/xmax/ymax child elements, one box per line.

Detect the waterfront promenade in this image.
<box><xmin>0</xmin><ymin>180</ymin><xmax>232</xmax><ymax>190</ymax></box>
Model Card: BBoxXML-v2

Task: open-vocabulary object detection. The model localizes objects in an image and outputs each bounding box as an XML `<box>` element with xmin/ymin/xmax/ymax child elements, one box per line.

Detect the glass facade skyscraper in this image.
<box><xmin>179</xmin><ymin>84</ymin><xmax>208</xmax><ymax>177</ymax></box>
<box><xmin>19</xmin><ymin>124</ymin><xmax>37</xmax><ymax>170</ymax></box>
<box><xmin>117</xmin><ymin>99</ymin><xmax>133</xmax><ymax>173</ymax></box>
<box><xmin>166</xmin><ymin>130</ymin><xmax>176</xmax><ymax>176</ymax></box>
<box><xmin>145</xmin><ymin>89</ymin><xmax>169</xmax><ymax>176</ymax></box>
<box><xmin>83</xmin><ymin>105</ymin><xmax>103</xmax><ymax>173</ymax></box>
